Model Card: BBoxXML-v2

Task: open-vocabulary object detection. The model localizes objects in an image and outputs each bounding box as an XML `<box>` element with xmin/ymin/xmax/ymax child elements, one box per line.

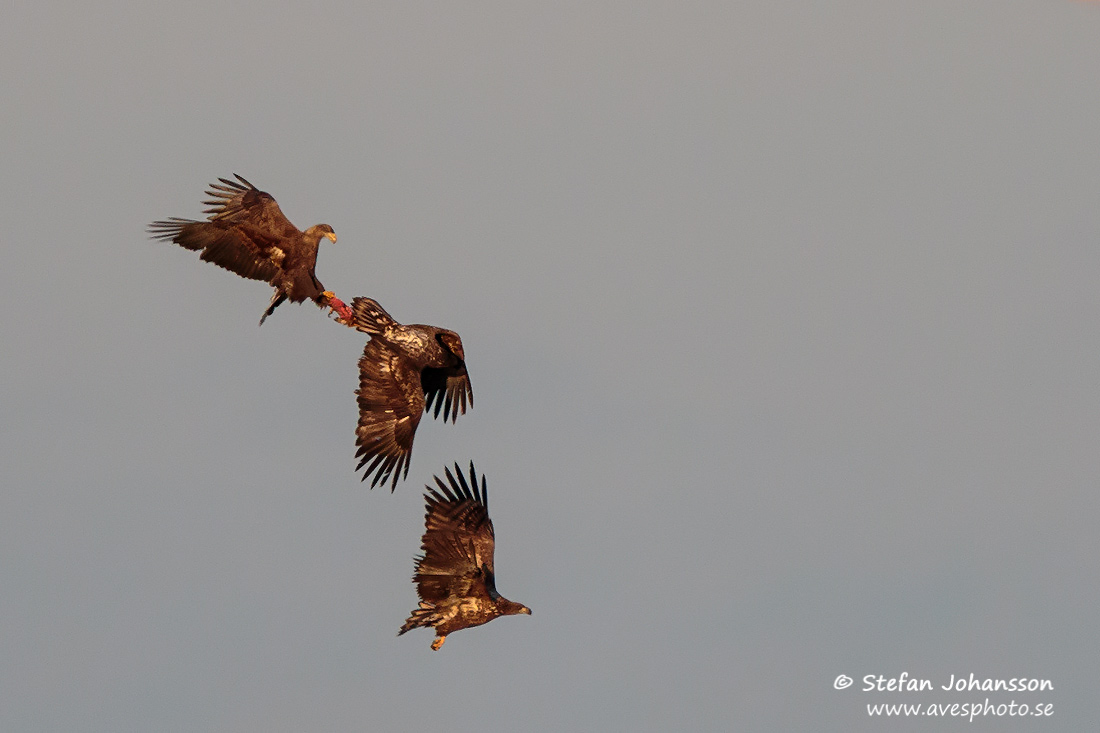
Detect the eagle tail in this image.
<box><xmin>349</xmin><ymin>297</ymin><xmax>397</xmax><ymax>335</ymax></box>
<box><xmin>397</xmin><ymin>601</ymin><xmax>441</xmax><ymax>636</ymax></box>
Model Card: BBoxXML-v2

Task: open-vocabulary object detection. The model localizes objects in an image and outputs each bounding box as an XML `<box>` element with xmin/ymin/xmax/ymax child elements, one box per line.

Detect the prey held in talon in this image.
<box><xmin>321</xmin><ymin>291</ymin><xmax>353</xmax><ymax>322</ymax></box>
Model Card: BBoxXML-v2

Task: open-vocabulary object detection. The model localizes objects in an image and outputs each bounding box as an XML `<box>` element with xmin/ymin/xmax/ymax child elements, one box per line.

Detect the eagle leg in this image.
<box><xmin>259</xmin><ymin>290</ymin><xmax>286</xmax><ymax>326</ymax></box>
<box><xmin>430</xmin><ymin>635</ymin><xmax>447</xmax><ymax>651</ymax></box>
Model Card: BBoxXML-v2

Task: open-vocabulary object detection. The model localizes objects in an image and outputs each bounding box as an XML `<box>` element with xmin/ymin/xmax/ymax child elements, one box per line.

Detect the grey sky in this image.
<box><xmin>2</xmin><ymin>1</ymin><xmax>1097</xmax><ymax>730</ymax></box>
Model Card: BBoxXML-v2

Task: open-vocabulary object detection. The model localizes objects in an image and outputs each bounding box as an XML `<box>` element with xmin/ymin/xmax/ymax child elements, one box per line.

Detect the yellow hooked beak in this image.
<box><xmin>324</xmin><ymin>231</ymin><xmax>338</xmax><ymax>244</ymax></box>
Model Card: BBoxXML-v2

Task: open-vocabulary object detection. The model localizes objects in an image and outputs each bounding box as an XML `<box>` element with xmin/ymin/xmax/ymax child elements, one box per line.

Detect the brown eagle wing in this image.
<box><xmin>413</xmin><ymin>463</ymin><xmax>496</xmax><ymax>604</ymax></box>
<box><xmin>147</xmin><ymin>174</ymin><xmax>300</xmax><ymax>283</ymax></box>
<box><xmin>354</xmin><ymin>338</ymin><xmax>425</xmax><ymax>491</ymax></box>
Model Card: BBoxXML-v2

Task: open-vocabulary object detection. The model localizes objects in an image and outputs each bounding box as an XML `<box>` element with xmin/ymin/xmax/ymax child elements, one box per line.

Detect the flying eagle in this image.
<box><xmin>399</xmin><ymin>463</ymin><xmax>530</xmax><ymax>650</ymax></box>
<box><xmin>349</xmin><ymin>297</ymin><xmax>472</xmax><ymax>490</ymax></box>
<box><xmin>148</xmin><ymin>174</ymin><xmax>351</xmax><ymax>324</ymax></box>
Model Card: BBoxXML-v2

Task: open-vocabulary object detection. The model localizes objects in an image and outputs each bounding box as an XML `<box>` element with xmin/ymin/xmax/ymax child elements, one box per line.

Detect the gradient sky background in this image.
<box><xmin>2</xmin><ymin>2</ymin><xmax>1097</xmax><ymax>730</ymax></box>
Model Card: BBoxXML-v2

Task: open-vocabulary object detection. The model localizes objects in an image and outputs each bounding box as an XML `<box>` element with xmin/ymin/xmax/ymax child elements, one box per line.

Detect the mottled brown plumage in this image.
<box><xmin>350</xmin><ymin>297</ymin><xmax>472</xmax><ymax>490</ymax></box>
<box><xmin>148</xmin><ymin>174</ymin><xmax>350</xmax><ymax>324</ymax></box>
<box><xmin>399</xmin><ymin>463</ymin><xmax>530</xmax><ymax>650</ymax></box>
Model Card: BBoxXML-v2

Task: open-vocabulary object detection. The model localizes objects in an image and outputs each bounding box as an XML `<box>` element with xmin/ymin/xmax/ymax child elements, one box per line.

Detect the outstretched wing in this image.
<box><xmin>147</xmin><ymin>174</ymin><xmax>298</xmax><ymax>283</ymax></box>
<box><xmin>354</xmin><ymin>338</ymin><xmax>425</xmax><ymax>490</ymax></box>
<box><xmin>202</xmin><ymin>175</ymin><xmax>291</xmax><ymax>225</ymax></box>
<box><xmin>422</xmin><ymin>363</ymin><xmax>472</xmax><ymax>423</ymax></box>
<box><xmin>413</xmin><ymin>463</ymin><xmax>496</xmax><ymax>604</ymax></box>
